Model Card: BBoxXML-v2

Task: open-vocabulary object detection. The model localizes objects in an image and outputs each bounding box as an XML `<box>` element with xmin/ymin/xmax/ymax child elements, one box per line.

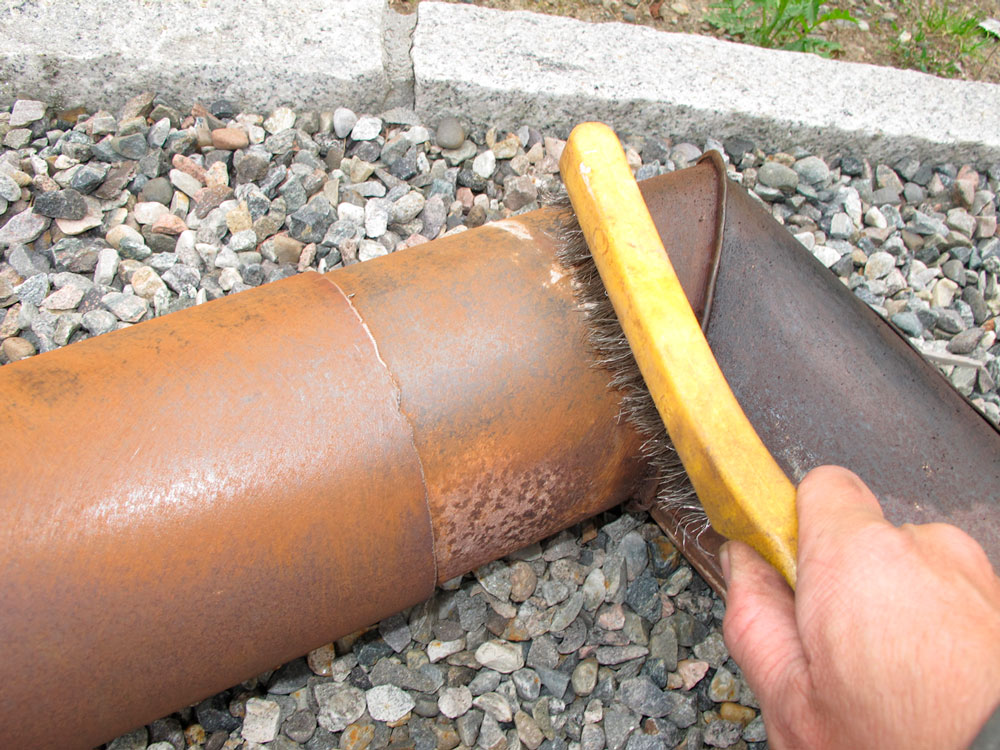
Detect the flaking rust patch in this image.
<box><xmin>546</xmin><ymin>264</ymin><xmax>567</xmax><ymax>288</ymax></box>
<box><xmin>491</xmin><ymin>219</ymin><xmax>534</xmax><ymax>242</ymax></box>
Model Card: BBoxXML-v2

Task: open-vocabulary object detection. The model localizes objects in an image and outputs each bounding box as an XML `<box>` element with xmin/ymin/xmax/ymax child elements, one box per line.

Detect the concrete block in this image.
<box><xmin>412</xmin><ymin>2</ymin><xmax>1000</xmax><ymax>162</ymax></box>
<box><xmin>0</xmin><ymin>0</ymin><xmax>390</xmax><ymax>114</ymax></box>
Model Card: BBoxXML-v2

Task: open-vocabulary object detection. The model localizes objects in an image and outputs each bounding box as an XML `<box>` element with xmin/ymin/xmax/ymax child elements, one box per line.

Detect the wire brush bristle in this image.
<box><xmin>544</xmin><ymin>191</ymin><xmax>712</xmax><ymax>547</ymax></box>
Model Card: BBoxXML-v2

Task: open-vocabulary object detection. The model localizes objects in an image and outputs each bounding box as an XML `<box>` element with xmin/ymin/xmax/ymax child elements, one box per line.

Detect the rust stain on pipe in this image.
<box><xmin>333</xmin><ymin>211</ymin><xmax>647</xmax><ymax>581</ymax></box>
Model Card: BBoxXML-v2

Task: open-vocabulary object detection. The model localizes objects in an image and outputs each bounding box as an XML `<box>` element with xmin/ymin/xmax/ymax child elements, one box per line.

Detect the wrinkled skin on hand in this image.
<box><xmin>721</xmin><ymin>465</ymin><xmax>1000</xmax><ymax>750</ymax></box>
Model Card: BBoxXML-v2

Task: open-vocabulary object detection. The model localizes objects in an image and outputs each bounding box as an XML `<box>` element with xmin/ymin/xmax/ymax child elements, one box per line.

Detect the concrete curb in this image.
<box><xmin>413</xmin><ymin>3</ymin><xmax>1000</xmax><ymax>163</ymax></box>
<box><xmin>2</xmin><ymin>0</ymin><xmax>998</xmax><ymax>162</ymax></box>
<box><xmin>0</xmin><ymin>0</ymin><xmax>392</xmax><ymax>114</ymax></box>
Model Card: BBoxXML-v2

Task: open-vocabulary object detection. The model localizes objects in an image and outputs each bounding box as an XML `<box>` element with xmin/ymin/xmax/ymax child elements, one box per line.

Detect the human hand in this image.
<box><xmin>721</xmin><ymin>465</ymin><xmax>1000</xmax><ymax>749</ymax></box>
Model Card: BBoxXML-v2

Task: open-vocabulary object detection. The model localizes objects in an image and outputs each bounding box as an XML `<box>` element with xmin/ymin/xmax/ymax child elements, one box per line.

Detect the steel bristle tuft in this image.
<box><xmin>545</xmin><ymin>190</ymin><xmax>706</xmax><ymax>544</ymax></box>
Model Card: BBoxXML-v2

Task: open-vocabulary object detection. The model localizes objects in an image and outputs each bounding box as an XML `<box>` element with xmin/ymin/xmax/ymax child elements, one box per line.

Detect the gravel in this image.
<box><xmin>2</xmin><ymin>94</ymin><xmax>998</xmax><ymax>749</ymax></box>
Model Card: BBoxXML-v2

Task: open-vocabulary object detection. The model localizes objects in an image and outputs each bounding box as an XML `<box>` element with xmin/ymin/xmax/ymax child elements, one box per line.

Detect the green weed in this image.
<box><xmin>891</xmin><ymin>1</ymin><xmax>995</xmax><ymax>78</ymax></box>
<box><xmin>704</xmin><ymin>0</ymin><xmax>856</xmax><ymax>56</ymax></box>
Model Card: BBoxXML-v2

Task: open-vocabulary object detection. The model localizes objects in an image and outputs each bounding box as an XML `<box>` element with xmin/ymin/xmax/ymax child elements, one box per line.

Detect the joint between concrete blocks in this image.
<box><xmin>381</xmin><ymin>5</ymin><xmax>418</xmax><ymax>112</ymax></box>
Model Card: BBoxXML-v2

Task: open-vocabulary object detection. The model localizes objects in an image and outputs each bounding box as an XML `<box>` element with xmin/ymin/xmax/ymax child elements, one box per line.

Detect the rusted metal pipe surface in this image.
<box><xmin>0</xmin><ymin>213</ymin><xmax>649</xmax><ymax>749</ymax></box>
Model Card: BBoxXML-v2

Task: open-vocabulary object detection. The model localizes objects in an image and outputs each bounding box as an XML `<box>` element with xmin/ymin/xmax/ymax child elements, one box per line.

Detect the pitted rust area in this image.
<box><xmin>334</xmin><ymin>210</ymin><xmax>649</xmax><ymax>582</ymax></box>
<box><xmin>0</xmin><ymin>273</ymin><xmax>436</xmax><ymax>750</ymax></box>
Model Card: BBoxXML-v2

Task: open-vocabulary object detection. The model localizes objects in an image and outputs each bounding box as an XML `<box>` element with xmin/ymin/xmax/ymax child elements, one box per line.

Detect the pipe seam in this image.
<box><xmin>327</xmin><ymin>274</ymin><xmax>440</xmax><ymax>586</ymax></box>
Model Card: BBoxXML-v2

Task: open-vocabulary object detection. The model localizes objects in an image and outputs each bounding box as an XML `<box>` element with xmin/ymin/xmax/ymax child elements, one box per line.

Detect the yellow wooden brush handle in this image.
<box><xmin>560</xmin><ymin>122</ymin><xmax>798</xmax><ymax>589</ymax></box>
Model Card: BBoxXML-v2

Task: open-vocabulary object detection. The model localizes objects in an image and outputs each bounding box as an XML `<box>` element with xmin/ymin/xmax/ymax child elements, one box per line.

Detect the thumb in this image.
<box><xmin>722</xmin><ymin>540</ymin><xmax>808</xmax><ymax>704</ymax></box>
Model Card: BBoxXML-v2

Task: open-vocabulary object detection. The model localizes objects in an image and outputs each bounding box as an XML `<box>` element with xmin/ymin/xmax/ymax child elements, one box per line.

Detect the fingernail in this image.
<box><xmin>719</xmin><ymin>542</ymin><xmax>732</xmax><ymax>584</ymax></box>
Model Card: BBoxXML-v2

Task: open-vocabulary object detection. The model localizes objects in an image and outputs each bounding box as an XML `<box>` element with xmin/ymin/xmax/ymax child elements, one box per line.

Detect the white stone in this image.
<box><xmin>391</xmin><ymin>191</ymin><xmax>426</xmax><ymax>224</ymax></box>
<box><xmin>338</xmin><ymin>202</ymin><xmax>365</xmax><ymax>225</ymax></box>
<box><xmin>241</xmin><ymin>698</ymin><xmax>281</xmax><ymax>744</ymax></box>
<box><xmin>842</xmin><ymin>188</ymin><xmax>863</xmax><ymax>226</ymax></box>
<box><xmin>864</xmin><ymin>251</ymin><xmax>896</xmax><ymax>280</ymax></box>
<box><xmin>405</xmin><ymin>125</ymin><xmax>430</xmax><ymax>144</ymax></box>
<box><xmin>427</xmin><ymin>638</ymin><xmax>464</xmax><ymax>663</ymax></box>
<box><xmin>94</xmin><ymin>248</ymin><xmax>120</xmax><ymax>287</ymax></box>
<box><xmin>214</xmin><ymin>247</ymin><xmax>240</xmax><ymax>268</ymax></box>
<box><xmin>333</xmin><ymin>107</ymin><xmax>358</xmax><ymax>138</ymax></box>
<box><xmin>130</xmin><ymin>267</ymin><xmax>167</xmax><ymax>300</ymax></box>
<box><xmin>10</xmin><ymin>99</ymin><xmax>46</xmax><ymax>127</ymax></box>
<box><xmin>315</xmin><ymin>684</ymin><xmax>366</xmax><ymax>732</ymax></box>
<box><xmin>865</xmin><ymin>206</ymin><xmax>888</xmax><ymax>229</ymax></box>
<box><xmin>438</xmin><ymin>686</ymin><xmax>473</xmax><ymax>719</ymax></box>
<box><xmin>358</xmin><ymin>239</ymin><xmax>388</xmax><ymax>262</ymax></box>
<box><xmin>932</xmin><ymin>278</ymin><xmax>960</xmax><ymax>308</ymax></box>
<box><xmin>351</xmin><ymin>115</ymin><xmax>383</xmax><ymax>141</ymax></box>
<box><xmin>473</xmin><ymin>691</ymin><xmax>514</xmax><ymax>723</ymax></box>
<box><xmin>475</xmin><ymin>640</ymin><xmax>524</xmax><ymax>673</ymax></box>
<box><xmin>133</xmin><ymin>201</ymin><xmax>169</xmax><ymax>224</ymax></box>
<box><xmin>582</xmin><ymin>567</ymin><xmax>606</xmax><ymax>611</ymax></box>
<box><xmin>885</xmin><ymin>269</ymin><xmax>908</xmax><ymax>296</ymax></box>
<box><xmin>264</xmin><ymin>106</ymin><xmax>297</xmax><ymax>133</ymax></box>
<box><xmin>218</xmin><ymin>266</ymin><xmax>243</xmax><ymax>291</ymax></box>
<box><xmin>366</xmin><ymin>684</ymin><xmax>414</xmax><ymax>723</ymax></box>
<box><xmin>472</xmin><ymin>149</ymin><xmax>497</xmax><ymax>179</ymax></box>
<box><xmin>829</xmin><ymin>212</ymin><xmax>854</xmax><ymax>239</ymax></box>
<box><xmin>169</xmin><ymin>168</ymin><xmax>203</xmax><ymax>198</ymax></box>
<box><xmin>793</xmin><ymin>231</ymin><xmax>815</xmax><ymax>251</ymax></box>
<box><xmin>365</xmin><ymin>200</ymin><xmax>389</xmax><ymax>237</ymax></box>
<box><xmin>812</xmin><ymin>245</ymin><xmax>841</xmax><ymax>268</ymax></box>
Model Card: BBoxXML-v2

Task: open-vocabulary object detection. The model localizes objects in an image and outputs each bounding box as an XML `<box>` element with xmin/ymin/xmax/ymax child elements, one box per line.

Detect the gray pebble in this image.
<box><xmin>581</xmin><ymin>724</ymin><xmax>606</xmax><ymax>750</ymax></box>
<box><xmin>757</xmin><ymin>161</ymin><xmax>798</xmax><ymax>192</ymax></box>
<box><xmin>891</xmin><ymin>311</ymin><xmax>923</xmax><ymax>337</ymax></box>
<box><xmin>379</xmin><ymin>612</ymin><xmax>412</xmax><ymax>653</ymax></box>
<box><xmin>550</xmin><ymin>591</ymin><xmax>584</xmax><ymax>632</ymax></box>
<box><xmin>0</xmin><ymin>209</ymin><xmax>50</xmax><ymax>247</ymax></box>
<box><xmin>793</xmin><ymin>155</ymin><xmax>829</xmax><ymax>185</ymax></box>
<box><xmin>436</xmin><ymin>116</ymin><xmax>466</xmax><ymax>150</ymax></box>
<box><xmin>15</xmin><ymin>273</ymin><xmax>50</xmax><ymax>306</ymax></box>
<box><xmin>0</xmin><ymin>172</ymin><xmax>22</xmax><ymax>201</ymax></box>
<box><xmin>283</xmin><ymin>709</ymin><xmax>317</xmax><ymax>743</ymax></box>
<box><xmin>692</xmin><ymin>633</ymin><xmax>729</xmax><ymax>668</ymax></box>
<box><xmin>742</xmin><ymin>714</ymin><xmax>767</xmax><ymax>742</ymax></box>
<box><xmin>936</xmin><ymin>309</ymin><xmax>967</xmax><ymax>334</ymax></box>
<box><xmin>947</xmin><ymin>327</ymin><xmax>984</xmax><ymax>354</ymax></box>
<box><xmin>82</xmin><ymin>309</ymin><xmax>118</xmax><ymax>335</ymax></box>
<box><xmin>513</xmin><ymin>667</ymin><xmax>541</xmax><ymax>701</ymax></box>
<box><xmin>106</xmin><ymin>728</ymin><xmax>148</xmax><ymax>750</ymax></box>
<box><xmin>602</xmin><ymin>705</ymin><xmax>640</xmax><ymax>750</ymax></box>
<box><xmin>314</xmin><ymin>684</ymin><xmax>366</xmax><ymax>732</ymax></box>
<box><xmin>34</xmin><ymin>189</ymin><xmax>87</xmax><ymax>220</ymax></box>
<box><xmin>333</xmin><ymin>107</ymin><xmax>358</xmax><ymax>139</ymax></box>
<box><xmin>534</xmin><ymin>666</ymin><xmax>570</xmax><ymax>699</ymax></box>
<box><xmin>702</xmin><ymin>720</ymin><xmax>742</xmax><ymax>748</ymax></box>
<box><xmin>618</xmin><ymin>531</ymin><xmax>648</xmax><ymax>580</ymax></box>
